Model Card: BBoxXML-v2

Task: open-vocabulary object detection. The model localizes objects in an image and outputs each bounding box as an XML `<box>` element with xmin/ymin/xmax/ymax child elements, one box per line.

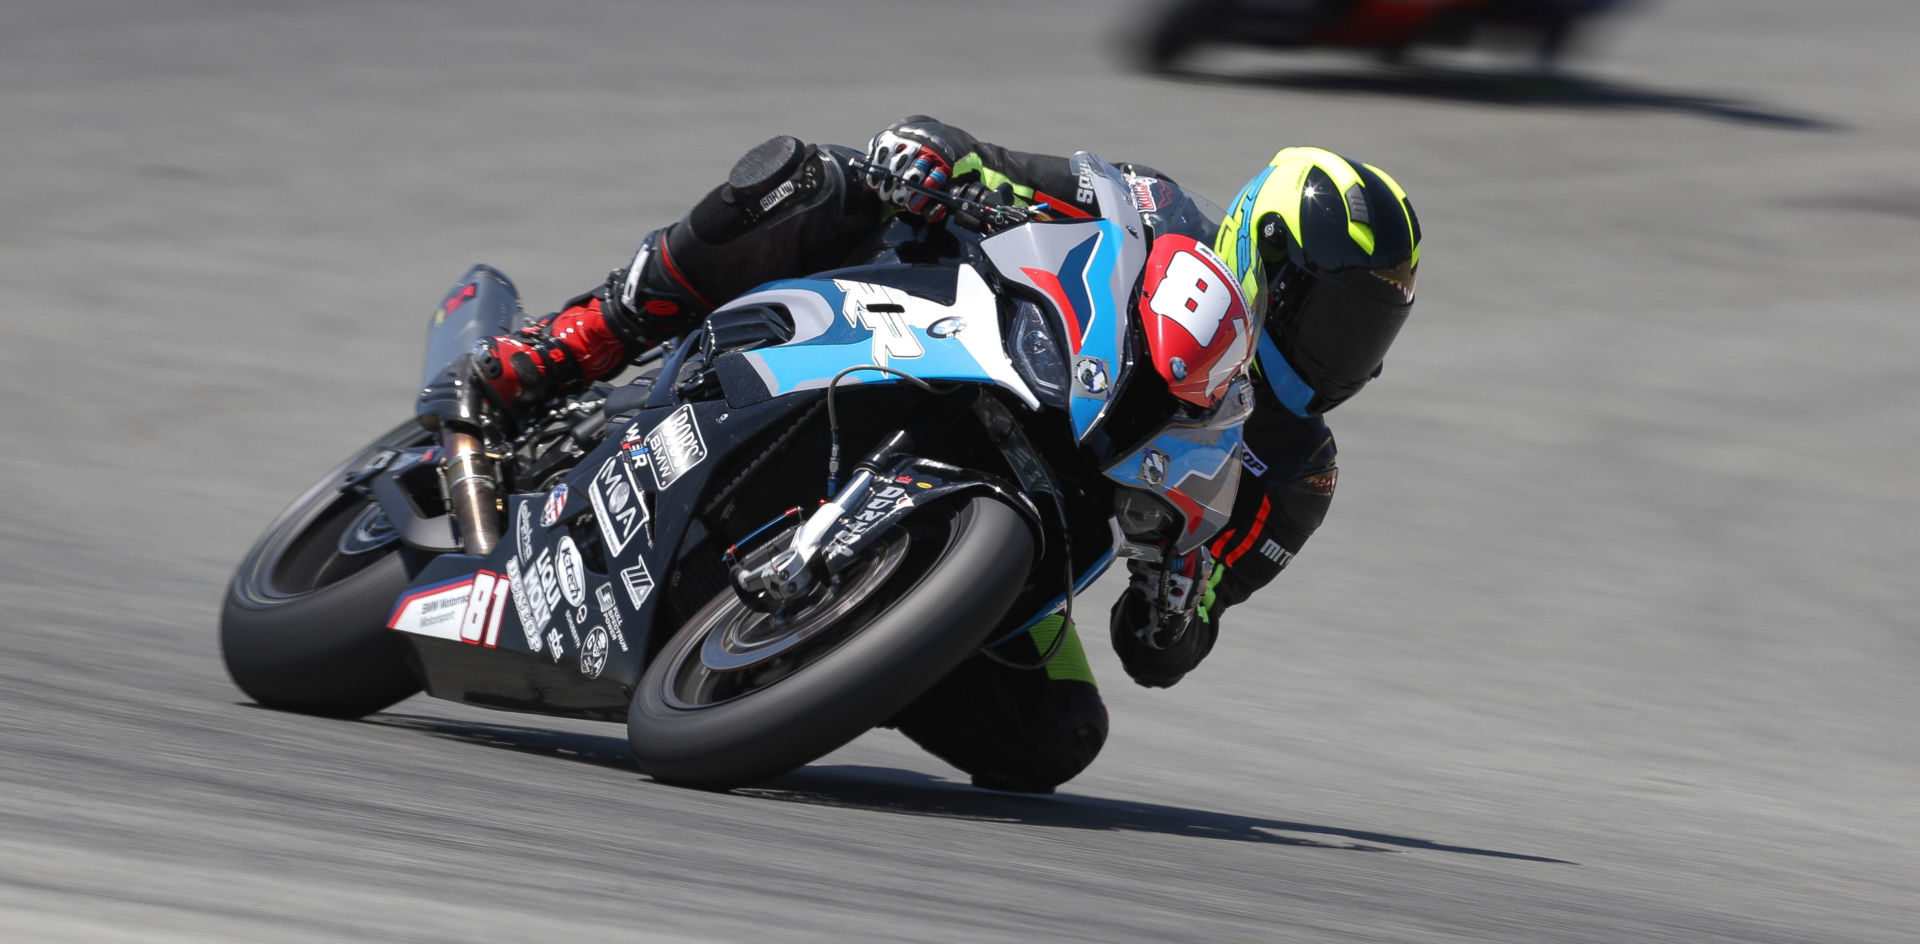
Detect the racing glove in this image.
<box><xmin>1109</xmin><ymin>549</ymin><xmax>1221</xmax><ymax>689</ymax></box>
<box><xmin>863</xmin><ymin>116</ymin><xmax>963</xmax><ymax>222</ymax></box>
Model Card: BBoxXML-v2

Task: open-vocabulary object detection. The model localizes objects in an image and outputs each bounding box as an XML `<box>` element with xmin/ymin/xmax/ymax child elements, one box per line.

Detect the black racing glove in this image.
<box><xmin>1110</xmin><ymin>588</ymin><xmax>1220</xmax><ymax>689</ymax></box>
<box><xmin>863</xmin><ymin>116</ymin><xmax>965</xmax><ymax>222</ymax></box>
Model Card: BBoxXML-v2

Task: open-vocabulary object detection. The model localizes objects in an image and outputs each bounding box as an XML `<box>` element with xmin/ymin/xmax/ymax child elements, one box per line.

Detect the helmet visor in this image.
<box><xmin>1279</xmin><ymin>271</ymin><xmax>1412</xmax><ymax>399</ymax></box>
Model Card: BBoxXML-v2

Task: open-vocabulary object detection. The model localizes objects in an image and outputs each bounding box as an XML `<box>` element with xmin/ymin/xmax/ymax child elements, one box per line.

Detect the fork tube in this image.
<box><xmin>440</xmin><ymin>426</ymin><xmax>502</xmax><ymax>556</ymax></box>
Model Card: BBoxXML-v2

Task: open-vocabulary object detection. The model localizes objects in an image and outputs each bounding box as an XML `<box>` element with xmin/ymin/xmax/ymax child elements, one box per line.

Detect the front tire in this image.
<box><xmin>220</xmin><ymin>421</ymin><xmax>430</xmax><ymax>718</ymax></box>
<box><xmin>628</xmin><ymin>496</ymin><xmax>1034</xmax><ymax>789</ymax></box>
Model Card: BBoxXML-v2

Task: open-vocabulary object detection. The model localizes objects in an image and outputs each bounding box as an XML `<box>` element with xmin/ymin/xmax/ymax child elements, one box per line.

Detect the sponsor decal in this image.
<box><xmin>387</xmin><ymin>571</ymin><xmax>509</xmax><ymax>647</ymax></box>
<box><xmin>1141</xmin><ymin>449</ymin><xmax>1170</xmax><ymax>489</ymax></box>
<box><xmin>432</xmin><ymin>283</ymin><xmax>476</xmax><ymax>327</ymax></box>
<box><xmin>580</xmin><ymin>628</ymin><xmax>611</xmax><ymax>679</ymax></box>
<box><xmin>620</xmin><ymin>562</ymin><xmax>655</xmax><ymax>611</ymax></box>
<box><xmin>758</xmin><ymin>180</ymin><xmax>796</xmax><ymax>213</ymax></box>
<box><xmin>1128</xmin><ymin>177</ymin><xmax>1159</xmax><ymax>212</ymax></box>
<box><xmin>515</xmin><ymin>500</ymin><xmax>534</xmax><ymax>563</ymax></box>
<box><xmin>503</xmin><ymin>557</ymin><xmax>543</xmax><ymax>652</ymax></box>
<box><xmin>842</xmin><ymin>484</ymin><xmax>908</xmax><ymax>538</ymax></box>
<box><xmin>540</xmin><ymin>485</ymin><xmax>569</xmax><ymax>528</ymax></box>
<box><xmin>1074</xmin><ymin>356</ymin><xmax>1110</xmax><ymax>397</ymax></box>
<box><xmin>927</xmin><ymin>316</ymin><xmax>964</xmax><ymax>339</ymax></box>
<box><xmin>1239</xmin><ymin>444</ymin><xmax>1269</xmax><ymax>477</ymax></box>
<box><xmin>555</xmin><ymin>536</ymin><xmax>588</xmax><ymax>607</ymax></box>
<box><xmin>593</xmin><ymin>584</ymin><xmax>630</xmax><ymax>652</ymax></box>
<box><xmin>1073</xmin><ymin>155</ymin><xmax>1097</xmax><ymax>205</ymax></box>
<box><xmin>1260</xmin><ymin>539</ymin><xmax>1293</xmax><ymax>567</ymax></box>
<box><xmin>642</xmin><ymin>404</ymin><xmax>709</xmax><ymax>490</ymax></box>
<box><xmin>546</xmin><ymin>627</ymin><xmax>565</xmax><ymax>662</ymax></box>
<box><xmin>588</xmin><ymin>455</ymin><xmax>649</xmax><ymax>556</ymax></box>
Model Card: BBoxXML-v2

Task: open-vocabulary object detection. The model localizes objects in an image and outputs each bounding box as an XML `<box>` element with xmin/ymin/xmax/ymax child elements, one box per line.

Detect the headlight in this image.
<box><xmin>1113</xmin><ymin>488</ymin><xmax>1178</xmax><ymax>542</ymax></box>
<box><xmin>1006</xmin><ymin>299</ymin><xmax>1071</xmax><ymax>409</ymax></box>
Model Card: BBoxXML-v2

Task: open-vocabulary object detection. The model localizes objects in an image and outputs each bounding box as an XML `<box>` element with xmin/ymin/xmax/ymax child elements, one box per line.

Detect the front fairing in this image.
<box><xmin>982</xmin><ymin>152</ymin><xmax>1150</xmax><ymax>444</ymax></box>
<box><xmin>1102</xmin><ymin>377</ymin><xmax>1256</xmax><ymax>555</ymax></box>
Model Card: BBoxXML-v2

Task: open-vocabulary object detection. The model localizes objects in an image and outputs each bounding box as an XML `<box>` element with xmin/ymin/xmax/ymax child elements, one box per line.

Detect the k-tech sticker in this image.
<box><xmin>588</xmin><ymin>455</ymin><xmax>648</xmax><ymax>555</ymax></box>
<box><xmin>643</xmin><ymin>405</ymin><xmax>709</xmax><ymax>489</ymax></box>
<box><xmin>555</xmin><ymin>536</ymin><xmax>588</xmax><ymax>607</ymax></box>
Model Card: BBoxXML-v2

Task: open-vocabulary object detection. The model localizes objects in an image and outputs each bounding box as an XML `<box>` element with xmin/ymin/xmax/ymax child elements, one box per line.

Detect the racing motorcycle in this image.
<box><xmin>1133</xmin><ymin>0</ymin><xmax>1637</xmax><ymax>70</ymax></box>
<box><xmin>220</xmin><ymin>153</ymin><xmax>1258</xmax><ymax>790</ymax></box>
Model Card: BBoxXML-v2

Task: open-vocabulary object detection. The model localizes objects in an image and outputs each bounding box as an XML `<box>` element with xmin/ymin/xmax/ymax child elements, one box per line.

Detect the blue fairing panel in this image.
<box><xmin>720</xmin><ymin>266</ymin><xmax>1039</xmax><ymax>407</ymax></box>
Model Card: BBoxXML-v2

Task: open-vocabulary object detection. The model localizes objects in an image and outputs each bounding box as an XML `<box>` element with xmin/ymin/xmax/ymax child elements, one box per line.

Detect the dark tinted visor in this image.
<box><xmin>1284</xmin><ymin>273</ymin><xmax>1412</xmax><ymax>390</ymax></box>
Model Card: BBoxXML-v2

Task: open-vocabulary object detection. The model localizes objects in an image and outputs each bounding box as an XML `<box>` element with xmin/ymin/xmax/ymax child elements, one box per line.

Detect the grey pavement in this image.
<box><xmin>2</xmin><ymin>1</ymin><xmax>1916</xmax><ymax>941</ymax></box>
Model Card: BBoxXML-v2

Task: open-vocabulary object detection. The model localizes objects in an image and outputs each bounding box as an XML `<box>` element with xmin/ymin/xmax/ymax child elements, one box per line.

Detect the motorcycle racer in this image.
<box><xmin>468</xmin><ymin>117</ymin><xmax>1420</xmax><ymax>792</ymax></box>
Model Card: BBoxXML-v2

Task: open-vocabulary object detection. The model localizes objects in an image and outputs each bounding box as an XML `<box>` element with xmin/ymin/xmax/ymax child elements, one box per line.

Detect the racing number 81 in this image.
<box><xmin>1148</xmin><ymin>250</ymin><xmax>1234</xmax><ymax>347</ymax></box>
<box><xmin>460</xmin><ymin>571</ymin><xmax>511</xmax><ymax>648</ymax></box>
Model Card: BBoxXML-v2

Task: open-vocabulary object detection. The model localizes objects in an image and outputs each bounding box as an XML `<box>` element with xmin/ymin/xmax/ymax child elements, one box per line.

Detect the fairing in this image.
<box><xmin>982</xmin><ymin>152</ymin><xmax>1149</xmax><ymax>442</ymax></box>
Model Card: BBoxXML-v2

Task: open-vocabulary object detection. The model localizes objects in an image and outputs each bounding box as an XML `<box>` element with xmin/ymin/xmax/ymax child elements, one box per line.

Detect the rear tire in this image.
<box><xmin>628</xmin><ymin>496</ymin><xmax>1033</xmax><ymax>789</ymax></box>
<box><xmin>220</xmin><ymin>421</ymin><xmax>430</xmax><ymax>718</ymax></box>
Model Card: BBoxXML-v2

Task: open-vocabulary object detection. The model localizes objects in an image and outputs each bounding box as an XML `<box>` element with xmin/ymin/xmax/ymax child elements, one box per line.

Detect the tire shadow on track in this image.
<box><xmin>1160</xmin><ymin>65</ymin><xmax>1839</xmax><ymax>130</ymax></box>
<box><xmin>371</xmin><ymin>714</ymin><xmax>1568</xmax><ymax>863</ymax></box>
<box><xmin>747</xmin><ymin>765</ymin><xmax>1572</xmax><ymax>863</ymax></box>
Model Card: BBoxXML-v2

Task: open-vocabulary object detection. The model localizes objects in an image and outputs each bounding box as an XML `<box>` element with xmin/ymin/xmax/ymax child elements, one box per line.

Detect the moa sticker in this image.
<box><xmin>641</xmin><ymin>405</ymin><xmax>708</xmax><ymax>489</ymax></box>
<box><xmin>555</xmin><ymin>535</ymin><xmax>588</xmax><ymax>607</ymax></box>
<box><xmin>588</xmin><ymin>455</ymin><xmax>648</xmax><ymax>556</ymax></box>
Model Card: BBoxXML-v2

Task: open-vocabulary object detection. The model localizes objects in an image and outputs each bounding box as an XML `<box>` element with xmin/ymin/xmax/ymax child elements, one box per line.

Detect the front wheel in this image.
<box><xmin>220</xmin><ymin>420</ymin><xmax>431</xmax><ymax>718</ymax></box>
<box><xmin>628</xmin><ymin>496</ymin><xmax>1034</xmax><ymax>789</ymax></box>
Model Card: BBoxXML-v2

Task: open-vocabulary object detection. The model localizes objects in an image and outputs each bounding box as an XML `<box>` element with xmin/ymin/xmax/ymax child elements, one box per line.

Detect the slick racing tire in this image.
<box><xmin>221</xmin><ymin>420</ymin><xmax>429</xmax><ymax>718</ymax></box>
<box><xmin>628</xmin><ymin>496</ymin><xmax>1033</xmax><ymax>790</ymax></box>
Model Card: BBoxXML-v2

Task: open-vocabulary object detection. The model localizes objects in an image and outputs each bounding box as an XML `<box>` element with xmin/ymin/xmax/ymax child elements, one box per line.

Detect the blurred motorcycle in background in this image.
<box><xmin>1133</xmin><ymin>0</ymin><xmax>1639</xmax><ymax>70</ymax></box>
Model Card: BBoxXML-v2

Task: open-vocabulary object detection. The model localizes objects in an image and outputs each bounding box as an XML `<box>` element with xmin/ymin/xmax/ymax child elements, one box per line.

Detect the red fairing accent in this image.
<box><xmin>1020</xmin><ymin>266</ymin><xmax>1084</xmax><ymax>352</ymax></box>
<box><xmin>1031</xmin><ymin>189</ymin><xmax>1093</xmax><ymax>219</ymax></box>
<box><xmin>1136</xmin><ymin>235</ymin><xmax>1256</xmax><ymax>407</ymax></box>
<box><xmin>548</xmin><ymin>299</ymin><xmax>630</xmax><ymax>381</ymax></box>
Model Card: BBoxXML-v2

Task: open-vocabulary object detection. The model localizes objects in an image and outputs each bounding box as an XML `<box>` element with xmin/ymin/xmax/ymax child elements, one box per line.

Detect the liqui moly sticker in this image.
<box><xmin>540</xmin><ymin>485</ymin><xmax>569</xmax><ymax>528</ymax></box>
<box><xmin>502</xmin><ymin>557</ymin><xmax>541</xmax><ymax>652</ymax></box>
<box><xmin>387</xmin><ymin>571</ymin><xmax>510</xmax><ymax>648</ymax></box>
<box><xmin>642</xmin><ymin>405</ymin><xmax>708</xmax><ymax>489</ymax></box>
<box><xmin>588</xmin><ymin>455</ymin><xmax>649</xmax><ymax>556</ymax></box>
<box><xmin>555</xmin><ymin>535</ymin><xmax>588</xmax><ymax>607</ymax></box>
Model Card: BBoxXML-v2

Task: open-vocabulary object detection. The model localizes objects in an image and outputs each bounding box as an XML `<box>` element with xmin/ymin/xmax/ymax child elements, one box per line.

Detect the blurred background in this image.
<box><xmin>2</xmin><ymin>1</ymin><xmax>1916</xmax><ymax>941</ymax></box>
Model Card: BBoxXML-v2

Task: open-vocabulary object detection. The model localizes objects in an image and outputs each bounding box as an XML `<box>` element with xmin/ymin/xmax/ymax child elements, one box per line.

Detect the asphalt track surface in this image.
<box><xmin>3</xmin><ymin>1</ymin><xmax>1917</xmax><ymax>941</ymax></box>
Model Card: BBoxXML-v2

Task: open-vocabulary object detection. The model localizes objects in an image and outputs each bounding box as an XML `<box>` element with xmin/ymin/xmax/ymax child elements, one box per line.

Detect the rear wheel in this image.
<box><xmin>628</xmin><ymin>496</ymin><xmax>1033</xmax><ymax>789</ymax></box>
<box><xmin>220</xmin><ymin>421</ymin><xmax>431</xmax><ymax>718</ymax></box>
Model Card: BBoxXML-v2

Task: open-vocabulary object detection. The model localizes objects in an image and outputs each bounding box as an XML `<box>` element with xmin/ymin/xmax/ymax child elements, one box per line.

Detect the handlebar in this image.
<box><xmin>846</xmin><ymin>155</ymin><xmax>1053</xmax><ymax>232</ymax></box>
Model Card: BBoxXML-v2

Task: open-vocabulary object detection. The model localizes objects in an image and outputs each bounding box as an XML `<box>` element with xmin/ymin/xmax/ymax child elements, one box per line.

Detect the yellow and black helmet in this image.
<box><xmin>1214</xmin><ymin>147</ymin><xmax>1420</xmax><ymax>416</ymax></box>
